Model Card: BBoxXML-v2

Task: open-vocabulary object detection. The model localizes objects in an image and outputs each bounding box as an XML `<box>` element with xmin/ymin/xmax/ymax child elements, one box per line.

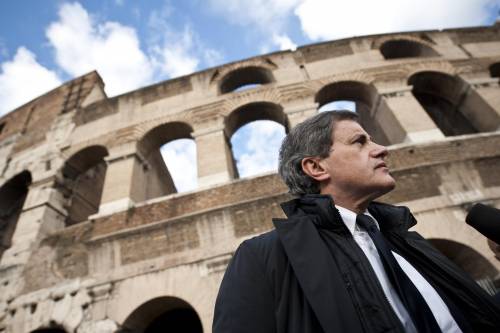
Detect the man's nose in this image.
<box><xmin>370</xmin><ymin>142</ymin><xmax>388</xmax><ymax>158</ymax></box>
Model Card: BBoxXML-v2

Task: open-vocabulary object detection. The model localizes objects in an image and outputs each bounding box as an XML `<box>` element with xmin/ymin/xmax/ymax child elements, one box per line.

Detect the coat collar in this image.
<box><xmin>368</xmin><ymin>200</ymin><xmax>417</xmax><ymax>233</ymax></box>
<box><xmin>280</xmin><ymin>194</ymin><xmax>348</xmax><ymax>233</ymax></box>
<box><xmin>280</xmin><ymin>194</ymin><xmax>416</xmax><ymax>232</ymax></box>
<box><xmin>273</xmin><ymin>194</ymin><xmax>416</xmax><ymax>332</ymax></box>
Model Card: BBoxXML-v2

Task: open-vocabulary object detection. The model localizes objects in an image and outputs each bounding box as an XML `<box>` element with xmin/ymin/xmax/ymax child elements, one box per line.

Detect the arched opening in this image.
<box><xmin>121</xmin><ymin>296</ymin><xmax>203</xmax><ymax>333</ymax></box>
<box><xmin>0</xmin><ymin>171</ymin><xmax>31</xmax><ymax>259</ymax></box>
<box><xmin>160</xmin><ymin>139</ymin><xmax>197</xmax><ymax>192</ymax></box>
<box><xmin>138</xmin><ymin>122</ymin><xmax>196</xmax><ymax>198</ymax></box>
<box><xmin>409</xmin><ymin>71</ymin><xmax>500</xmax><ymax>136</ymax></box>
<box><xmin>60</xmin><ymin>146</ymin><xmax>108</xmax><ymax>226</ymax></box>
<box><xmin>380</xmin><ymin>39</ymin><xmax>439</xmax><ymax>59</ymax></box>
<box><xmin>220</xmin><ymin>66</ymin><xmax>274</xmax><ymax>94</ymax></box>
<box><xmin>315</xmin><ymin>81</ymin><xmax>402</xmax><ymax>145</ymax></box>
<box><xmin>489</xmin><ymin>62</ymin><xmax>500</xmax><ymax>78</ymax></box>
<box><xmin>226</xmin><ymin>102</ymin><xmax>288</xmax><ymax>178</ymax></box>
<box><xmin>429</xmin><ymin>238</ymin><xmax>499</xmax><ymax>294</ymax></box>
<box><xmin>318</xmin><ymin>100</ymin><xmax>356</xmax><ymax>113</ymax></box>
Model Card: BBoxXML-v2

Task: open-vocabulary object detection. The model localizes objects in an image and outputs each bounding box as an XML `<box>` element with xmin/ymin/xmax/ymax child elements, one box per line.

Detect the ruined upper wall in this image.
<box><xmin>1</xmin><ymin>23</ymin><xmax>499</xmax><ymax>156</ymax></box>
<box><xmin>0</xmin><ymin>71</ymin><xmax>106</xmax><ymax>153</ymax></box>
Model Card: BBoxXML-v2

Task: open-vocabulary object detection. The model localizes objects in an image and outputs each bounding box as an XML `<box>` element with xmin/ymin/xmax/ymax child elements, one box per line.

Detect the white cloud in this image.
<box><xmin>45</xmin><ymin>1</ymin><xmax>218</xmax><ymax>93</ymax></box>
<box><xmin>231</xmin><ymin>120</ymin><xmax>286</xmax><ymax>178</ymax></box>
<box><xmin>158</xmin><ymin>46</ymin><xmax>199</xmax><ymax>77</ymax></box>
<box><xmin>151</xmin><ymin>26</ymin><xmax>200</xmax><ymax>78</ymax></box>
<box><xmin>148</xmin><ymin>6</ymin><xmax>222</xmax><ymax>77</ymax></box>
<box><xmin>46</xmin><ymin>2</ymin><xmax>154</xmax><ymax>96</ymax></box>
<box><xmin>295</xmin><ymin>0</ymin><xmax>498</xmax><ymax>41</ymax></box>
<box><xmin>208</xmin><ymin>0</ymin><xmax>301</xmax><ymax>53</ymax></box>
<box><xmin>160</xmin><ymin>139</ymin><xmax>198</xmax><ymax>192</ymax></box>
<box><xmin>272</xmin><ymin>33</ymin><xmax>297</xmax><ymax>50</ymax></box>
<box><xmin>203</xmin><ymin>48</ymin><xmax>224</xmax><ymax>67</ymax></box>
<box><xmin>208</xmin><ymin>0</ymin><xmax>301</xmax><ymax>30</ymax></box>
<box><xmin>0</xmin><ymin>47</ymin><xmax>61</xmax><ymax>115</ymax></box>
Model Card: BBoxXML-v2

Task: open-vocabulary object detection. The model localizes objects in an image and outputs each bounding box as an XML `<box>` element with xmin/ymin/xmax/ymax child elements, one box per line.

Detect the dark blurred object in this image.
<box><xmin>466</xmin><ymin>203</ymin><xmax>500</xmax><ymax>245</ymax></box>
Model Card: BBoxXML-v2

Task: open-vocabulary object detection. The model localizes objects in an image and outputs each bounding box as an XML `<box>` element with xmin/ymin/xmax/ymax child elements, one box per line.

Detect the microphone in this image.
<box><xmin>465</xmin><ymin>203</ymin><xmax>500</xmax><ymax>245</ymax></box>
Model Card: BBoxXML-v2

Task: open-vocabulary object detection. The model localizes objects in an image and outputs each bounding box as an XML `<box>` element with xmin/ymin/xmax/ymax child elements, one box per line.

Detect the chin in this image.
<box><xmin>372</xmin><ymin>177</ymin><xmax>396</xmax><ymax>198</ymax></box>
<box><xmin>383</xmin><ymin>180</ymin><xmax>396</xmax><ymax>193</ymax></box>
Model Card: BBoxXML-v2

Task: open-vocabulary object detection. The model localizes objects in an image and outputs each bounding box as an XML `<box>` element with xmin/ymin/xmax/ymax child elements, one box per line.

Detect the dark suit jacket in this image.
<box><xmin>213</xmin><ymin>195</ymin><xmax>500</xmax><ymax>333</ymax></box>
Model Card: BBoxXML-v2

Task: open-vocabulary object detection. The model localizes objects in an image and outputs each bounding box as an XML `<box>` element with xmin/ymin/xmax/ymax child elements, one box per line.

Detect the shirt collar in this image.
<box><xmin>336</xmin><ymin>205</ymin><xmax>380</xmax><ymax>235</ymax></box>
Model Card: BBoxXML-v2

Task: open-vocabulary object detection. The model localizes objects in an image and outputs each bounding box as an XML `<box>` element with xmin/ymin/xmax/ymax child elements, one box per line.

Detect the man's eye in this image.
<box><xmin>354</xmin><ymin>137</ymin><xmax>366</xmax><ymax>145</ymax></box>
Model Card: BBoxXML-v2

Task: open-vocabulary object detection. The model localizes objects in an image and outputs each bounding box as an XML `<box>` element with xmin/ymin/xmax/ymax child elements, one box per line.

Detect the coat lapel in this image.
<box><xmin>273</xmin><ymin>215</ymin><xmax>364</xmax><ymax>333</ymax></box>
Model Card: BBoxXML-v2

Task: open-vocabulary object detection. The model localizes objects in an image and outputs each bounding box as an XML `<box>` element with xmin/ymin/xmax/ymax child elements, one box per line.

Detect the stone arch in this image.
<box><xmin>137</xmin><ymin>121</ymin><xmax>196</xmax><ymax>196</ymax></box>
<box><xmin>139</xmin><ymin>121</ymin><xmax>193</xmax><ymax>157</ymax></box>
<box><xmin>219</xmin><ymin>66</ymin><xmax>274</xmax><ymax>94</ymax></box>
<box><xmin>60</xmin><ymin>145</ymin><xmax>108</xmax><ymax>226</ymax></box>
<box><xmin>0</xmin><ymin>170</ymin><xmax>31</xmax><ymax>259</ymax></box>
<box><xmin>429</xmin><ymin>238</ymin><xmax>499</xmax><ymax>292</ymax></box>
<box><xmin>315</xmin><ymin>81</ymin><xmax>402</xmax><ymax>145</ymax></box>
<box><xmin>489</xmin><ymin>62</ymin><xmax>500</xmax><ymax>78</ymax></box>
<box><xmin>225</xmin><ymin>102</ymin><xmax>288</xmax><ymax>138</ymax></box>
<box><xmin>406</xmin><ymin>61</ymin><xmax>456</xmax><ymax>79</ymax></box>
<box><xmin>120</xmin><ymin>296</ymin><xmax>203</xmax><ymax>333</ymax></box>
<box><xmin>225</xmin><ymin>102</ymin><xmax>288</xmax><ymax>178</ymax></box>
<box><xmin>380</xmin><ymin>39</ymin><xmax>439</xmax><ymax>59</ymax></box>
<box><xmin>408</xmin><ymin>71</ymin><xmax>500</xmax><ymax>136</ymax></box>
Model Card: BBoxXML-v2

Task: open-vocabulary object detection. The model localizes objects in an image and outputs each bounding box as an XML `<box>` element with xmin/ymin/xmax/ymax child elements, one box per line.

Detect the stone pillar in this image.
<box><xmin>380</xmin><ymin>87</ymin><xmax>445</xmax><ymax>143</ymax></box>
<box><xmin>1</xmin><ymin>179</ymin><xmax>65</xmax><ymax>266</ymax></box>
<box><xmin>97</xmin><ymin>144</ymin><xmax>146</xmax><ymax>217</ymax></box>
<box><xmin>193</xmin><ymin>126</ymin><xmax>237</xmax><ymax>188</ymax></box>
<box><xmin>466</xmin><ymin>78</ymin><xmax>500</xmax><ymax>131</ymax></box>
<box><xmin>285</xmin><ymin>102</ymin><xmax>319</xmax><ymax>128</ymax></box>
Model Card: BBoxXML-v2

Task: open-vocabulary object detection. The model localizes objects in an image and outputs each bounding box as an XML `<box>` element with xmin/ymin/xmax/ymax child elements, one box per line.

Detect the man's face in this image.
<box><xmin>320</xmin><ymin>120</ymin><xmax>395</xmax><ymax>200</ymax></box>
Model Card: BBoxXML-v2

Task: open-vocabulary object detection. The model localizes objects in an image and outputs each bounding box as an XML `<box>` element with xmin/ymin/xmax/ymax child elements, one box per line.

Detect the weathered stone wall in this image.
<box><xmin>0</xmin><ymin>24</ymin><xmax>500</xmax><ymax>332</ymax></box>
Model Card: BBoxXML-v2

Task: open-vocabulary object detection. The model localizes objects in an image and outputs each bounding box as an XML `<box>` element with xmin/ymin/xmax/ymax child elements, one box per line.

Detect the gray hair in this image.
<box><xmin>278</xmin><ymin>110</ymin><xmax>359</xmax><ymax>195</ymax></box>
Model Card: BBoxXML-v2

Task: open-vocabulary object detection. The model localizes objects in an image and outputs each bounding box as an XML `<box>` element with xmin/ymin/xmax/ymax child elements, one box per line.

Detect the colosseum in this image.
<box><xmin>0</xmin><ymin>22</ymin><xmax>499</xmax><ymax>332</ymax></box>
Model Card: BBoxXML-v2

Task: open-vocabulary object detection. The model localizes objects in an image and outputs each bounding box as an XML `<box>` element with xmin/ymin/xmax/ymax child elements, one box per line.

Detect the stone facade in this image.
<box><xmin>1</xmin><ymin>23</ymin><xmax>500</xmax><ymax>332</ymax></box>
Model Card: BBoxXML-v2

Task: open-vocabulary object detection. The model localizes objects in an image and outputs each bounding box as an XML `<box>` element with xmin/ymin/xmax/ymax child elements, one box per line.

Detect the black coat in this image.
<box><xmin>213</xmin><ymin>195</ymin><xmax>500</xmax><ymax>333</ymax></box>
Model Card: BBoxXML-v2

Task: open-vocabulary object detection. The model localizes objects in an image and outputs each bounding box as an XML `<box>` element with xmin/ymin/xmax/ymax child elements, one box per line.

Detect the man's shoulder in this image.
<box><xmin>233</xmin><ymin>229</ymin><xmax>289</xmax><ymax>284</ymax></box>
<box><xmin>240</xmin><ymin>229</ymin><xmax>280</xmax><ymax>254</ymax></box>
<box><xmin>233</xmin><ymin>229</ymin><xmax>287</xmax><ymax>270</ymax></box>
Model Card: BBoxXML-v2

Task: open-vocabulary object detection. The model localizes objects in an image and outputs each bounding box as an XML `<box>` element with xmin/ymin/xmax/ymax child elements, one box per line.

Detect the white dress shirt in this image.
<box><xmin>336</xmin><ymin>206</ymin><xmax>462</xmax><ymax>333</ymax></box>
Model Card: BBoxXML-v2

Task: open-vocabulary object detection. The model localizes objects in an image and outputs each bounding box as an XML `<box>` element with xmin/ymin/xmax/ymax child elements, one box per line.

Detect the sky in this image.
<box><xmin>1</xmin><ymin>0</ymin><xmax>499</xmax><ymax>192</ymax></box>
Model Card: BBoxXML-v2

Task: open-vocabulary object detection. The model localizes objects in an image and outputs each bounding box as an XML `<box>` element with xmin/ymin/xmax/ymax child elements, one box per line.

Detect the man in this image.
<box><xmin>213</xmin><ymin>111</ymin><xmax>500</xmax><ymax>333</ymax></box>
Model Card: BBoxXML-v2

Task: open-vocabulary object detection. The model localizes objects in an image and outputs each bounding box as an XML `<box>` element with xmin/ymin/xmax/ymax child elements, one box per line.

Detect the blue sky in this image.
<box><xmin>1</xmin><ymin>0</ymin><xmax>499</xmax><ymax>192</ymax></box>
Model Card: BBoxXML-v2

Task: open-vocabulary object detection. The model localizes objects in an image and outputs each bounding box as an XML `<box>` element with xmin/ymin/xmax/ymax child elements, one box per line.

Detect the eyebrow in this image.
<box><xmin>348</xmin><ymin>132</ymin><xmax>371</xmax><ymax>142</ymax></box>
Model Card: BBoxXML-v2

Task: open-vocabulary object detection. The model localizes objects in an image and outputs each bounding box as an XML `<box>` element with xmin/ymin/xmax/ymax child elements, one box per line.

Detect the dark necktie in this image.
<box><xmin>356</xmin><ymin>214</ymin><xmax>442</xmax><ymax>333</ymax></box>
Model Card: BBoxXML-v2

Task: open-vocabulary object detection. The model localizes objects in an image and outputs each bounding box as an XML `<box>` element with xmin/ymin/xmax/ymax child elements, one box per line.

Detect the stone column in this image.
<box><xmin>193</xmin><ymin>126</ymin><xmax>237</xmax><ymax>188</ymax></box>
<box><xmin>285</xmin><ymin>102</ymin><xmax>319</xmax><ymax>129</ymax></box>
<box><xmin>380</xmin><ymin>86</ymin><xmax>445</xmax><ymax>143</ymax></box>
<box><xmin>96</xmin><ymin>144</ymin><xmax>146</xmax><ymax>217</ymax></box>
<box><xmin>1</xmin><ymin>178</ymin><xmax>65</xmax><ymax>266</ymax></box>
<box><xmin>466</xmin><ymin>78</ymin><xmax>500</xmax><ymax>131</ymax></box>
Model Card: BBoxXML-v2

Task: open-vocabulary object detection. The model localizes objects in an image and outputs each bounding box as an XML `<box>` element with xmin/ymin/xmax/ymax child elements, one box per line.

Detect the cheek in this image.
<box><xmin>329</xmin><ymin>155</ymin><xmax>368</xmax><ymax>180</ymax></box>
<box><xmin>337</xmin><ymin>164</ymin><xmax>364</xmax><ymax>181</ymax></box>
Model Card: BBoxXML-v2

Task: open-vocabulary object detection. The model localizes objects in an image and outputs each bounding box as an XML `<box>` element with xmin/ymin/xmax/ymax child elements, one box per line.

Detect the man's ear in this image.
<box><xmin>301</xmin><ymin>157</ymin><xmax>330</xmax><ymax>182</ymax></box>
